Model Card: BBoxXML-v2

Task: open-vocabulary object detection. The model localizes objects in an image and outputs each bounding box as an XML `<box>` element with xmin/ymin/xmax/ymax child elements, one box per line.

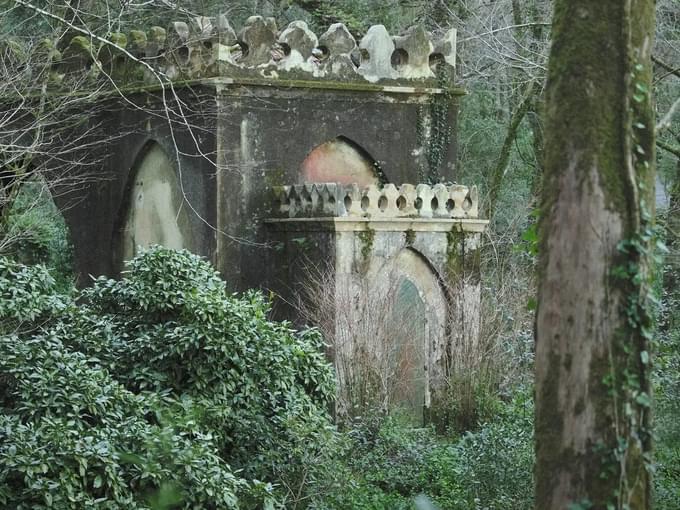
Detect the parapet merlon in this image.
<box><xmin>51</xmin><ymin>15</ymin><xmax>457</xmax><ymax>86</ymax></box>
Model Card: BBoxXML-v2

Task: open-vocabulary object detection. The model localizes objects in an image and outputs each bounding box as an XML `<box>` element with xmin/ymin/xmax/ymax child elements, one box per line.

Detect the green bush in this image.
<box><xmin>416</xmin><ymin>391</ymin><xmax>534</xmax><ymax>510</ymax></box>
<box><xmin>1</xmin><ymin>182</ymin><xmax>74</xmax><ymax>288</ymax></box>
<box><xmin>0</xmin><ymin>247</ymin><xmax>540</xmax><ymax>509</ymax></box>
<box><xmin>318</xmin><ymin>392</ymin><xmax>534</xmax><ymax>510</ymax></box>
<box><xmin>347</xmin><ymin>415</ymin><xmax>438</xmax><ymax>497</ymax></box>
<box><xmin>0</xmin><ymin>257</ymin><xmax>68</xmax><ymax>326</ymax></box>
<box><xmin>0</xmin><ymin>247</ymin><xmax>339</xmax><ymax>508</ymax></box>
<box><xmin>0</xmin><ymin>334</ymin><xmax>246</xmax><ymax>509</ymax></box>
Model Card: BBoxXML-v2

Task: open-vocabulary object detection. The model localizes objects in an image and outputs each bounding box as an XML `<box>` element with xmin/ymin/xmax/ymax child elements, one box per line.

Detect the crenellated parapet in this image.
<box><xmin>270</xmin><ymin>182</ymin><xmax>479</xmax><ymax>220</ymax></box>
<box><xmin>50</xmin><ymin>15</ymin><xmax>457</xmax><ymax>86</ymax></box>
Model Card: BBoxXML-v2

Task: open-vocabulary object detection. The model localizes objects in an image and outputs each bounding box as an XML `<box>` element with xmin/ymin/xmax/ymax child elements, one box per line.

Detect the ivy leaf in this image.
<box><xmin>636</xmin><ymin>392</ymin><xmax>651</xmax><ymax>407</ymax></box>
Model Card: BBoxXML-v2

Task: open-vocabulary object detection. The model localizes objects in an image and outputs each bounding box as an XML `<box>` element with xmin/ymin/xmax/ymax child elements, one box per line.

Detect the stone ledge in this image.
<box><xmin>264</xmin><ymin>217</ymin><xmax>489</xmax><ymax>233</ymax></box>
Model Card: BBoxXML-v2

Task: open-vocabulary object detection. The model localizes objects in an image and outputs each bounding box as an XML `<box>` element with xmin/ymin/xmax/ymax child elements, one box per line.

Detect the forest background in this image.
<box><xmin>0</xmin><ymin>0</ymin><xmax>678</xmax><ymax>509</ymax></box>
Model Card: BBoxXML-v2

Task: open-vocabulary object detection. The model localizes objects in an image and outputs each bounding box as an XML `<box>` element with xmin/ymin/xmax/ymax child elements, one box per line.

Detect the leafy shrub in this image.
<box><xmin>1</xmin><ymin>182</ymin><xmax>74</xmax><ymax>287</ymax></box>
<box><xmin>347</xmin><ymin>415</ymin><xmax>438</xmax><ymax>497</ymax></box>
<box><xmin>0</xmin><ymin>334</ymin><xmax>245</xmax><ymax>509</ymax></box>
<box><xmin>320</xmin><ymin>392</ymin><xmax>535</xmax><ymax>510</ymax></box>
<box><xmin>0</xmin><ymin>257</ymin><xmax>68</xmax><ymax>327</ymax></box>
<box><xmin>445</xmin><ymin>394</ymin><xmax>533</xmax><ymax>509</ymax></box>
<box><xmin>0</xmin><ymin>247</ymin><xmax>338</xmax><ymax>508</ymax></box>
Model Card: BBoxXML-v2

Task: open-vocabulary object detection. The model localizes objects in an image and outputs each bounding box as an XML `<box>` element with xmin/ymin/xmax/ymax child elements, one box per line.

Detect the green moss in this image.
<box><xmin>10</xmin><ymin>75</ymin><xmax>465</xmax><ymax>103</ymax></box>
<box><xmin>109</xmin><ymin>32</ymin><xmax>127</xmax><ymax>48</ymax></box>
<box><xmin>542</xmin><ymin>2</ymin><xmax>632</xmax><ymax>220</ymax></box>
<box><xmin>129</xmin><ymin>30</ymin><xmax>147</xmax><ymax>48</ymax></box>
<box><xmin>538</xmin><ymin>4</ymin><xmax>656</xmax><ymax>501</ymax></box>
<box><xmin>445</xmin><ymin>228</ymin><xmax>464</xmax><ymax>280</ymax></box>
<box><xmin>67</xmin><ymin>36</ymin><xmax>93</xmax><ymax>55</ymax></box>
<box><xmin>534</xmin><ymin>351</ymin><xmax>566</xmax><ymax>506</ymax></box>
<box><xmin>404</xmin><ymin>229</ymin><xmax>416</xmax><ymax>246</ymax></box>
<box><xmin>264</xmin><ymin>167</ymin><xmax>287</xmax><ymax>188</ymax></box>
<box><xmin>357</xmin><ymin>227</ymin><xmax>375</xmax><ymax>272</ymax></box>
<box><xmin>463</xmin><ymin>243</ymin><xmax>481</xmax><ymax>285</ymax></box>
<box><xmin>148</xmin><ymin>26</ymin><xmax>166</xmax><ymax>43</ymax></box>
<box><xmin>222</xmin><ymin>76</ymin><xmax>466</xmax><ymax>96</ymax></box>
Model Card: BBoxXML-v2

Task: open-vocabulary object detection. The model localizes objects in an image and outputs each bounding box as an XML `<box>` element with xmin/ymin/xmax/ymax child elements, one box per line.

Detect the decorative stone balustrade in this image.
<box><xmin>50</xmin><ymin>15</ymin><xmax>456</xmax><ymax>86</ymax></box>
<box><xmin>270</xmin><ymin>183</ymin><xmax>479</xmax><ymax>220</ymax></box>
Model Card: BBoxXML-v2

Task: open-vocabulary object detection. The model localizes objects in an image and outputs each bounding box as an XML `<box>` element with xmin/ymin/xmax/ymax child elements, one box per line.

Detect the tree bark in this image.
<box><xmin>535</xmin><ymin>1</ymin><xmax>655</xmax><ymax>509</ymax></box>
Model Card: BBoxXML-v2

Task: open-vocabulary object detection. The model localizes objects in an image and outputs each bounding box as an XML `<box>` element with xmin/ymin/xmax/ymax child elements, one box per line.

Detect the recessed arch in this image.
<box><xmin>118</xmin><ymin>142</ymin><xmax>193</xmax><ymax>263</ymax></box>
<box><xmin>301</xmin><ymin>136</ymin><xmax>383</xmax><ymax>185</ymax></box>
<box><xmin>373</xmin><ymin>247</ymin><xmax>448</xmax><ymax>422</ymax></box>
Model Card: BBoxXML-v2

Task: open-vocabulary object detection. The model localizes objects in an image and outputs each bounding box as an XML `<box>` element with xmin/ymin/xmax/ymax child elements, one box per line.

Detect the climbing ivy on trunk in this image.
<box><xmin>534</xmin><ymin>1</ymin><xmax>656</xmax><ymax>509</ymax></box>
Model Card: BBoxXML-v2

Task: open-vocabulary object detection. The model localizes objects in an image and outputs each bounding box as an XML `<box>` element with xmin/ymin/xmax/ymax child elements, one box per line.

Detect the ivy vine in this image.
<box><xmin>417</xmin><ymin>70</ymin><xmax>455</xmax><ymax>184</ymax></box>
<box><xmin>598</xmin><ymin>60</ymin><xmax>661</xmax><ymax>510</ymax></box>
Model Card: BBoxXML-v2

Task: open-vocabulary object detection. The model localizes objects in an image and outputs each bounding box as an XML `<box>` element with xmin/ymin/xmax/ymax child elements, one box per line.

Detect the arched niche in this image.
<box><xmin>301</xmin><ymin>136</ymin><xmax>381</xmax><ymax>186</ymax></box>
<box><xmin>377</xmin><ymin>248</ymin><xmax>448</xmax><ymax>422</ymax></box>
<box><xmin>120</xmin><ymin>143</ymin><xmax>192</xmax><ymax>262</ymax></box>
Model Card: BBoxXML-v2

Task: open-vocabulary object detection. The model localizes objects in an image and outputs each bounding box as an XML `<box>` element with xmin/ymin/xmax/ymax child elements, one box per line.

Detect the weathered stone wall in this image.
<box><xmin>264</xmin><ymin>183</ymin><xmax>487</xmax><ymax>422</ymax></box>
<box><xmin>50</xmin><ymin>14</ymin><xmax>463</xmax><ymax>287</ymax></box>
<box><xmin>214</xmin><ymin>82</ymin><xmax>460</xmax><ymax>288</ymax></box>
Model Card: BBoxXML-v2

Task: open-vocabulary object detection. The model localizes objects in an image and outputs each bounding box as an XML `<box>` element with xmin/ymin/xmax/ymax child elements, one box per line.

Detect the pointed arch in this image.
<box><xmin>301</xmin><ymin>135</ymin><xmax>384</xmax><ymax>185</ymax></box>
<box><xmin>373</xmin><ymin>247</ymin><xmax>448</xmax><ymax>422</ymax></box>
<box><xmin>116</xmin><ymin>141</ymin><xmax>193</xmax><ymax>264</ymax></box>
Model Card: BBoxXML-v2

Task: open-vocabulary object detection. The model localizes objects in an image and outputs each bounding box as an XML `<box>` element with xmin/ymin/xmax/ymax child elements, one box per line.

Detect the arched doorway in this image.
<box><xmin>120</xmin><ymin>143</ymin><xmax>192</xmax><ymax>262</ymax></box>
<box><xmin>379</xmin><ymin>248</ymin><xmax>448</xmax><ymax>422</ymax></box>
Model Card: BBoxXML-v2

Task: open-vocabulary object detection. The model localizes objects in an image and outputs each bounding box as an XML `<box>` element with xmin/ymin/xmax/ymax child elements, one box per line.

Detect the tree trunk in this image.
<box><xmin>535</xmin><ymin>1</ymin><xmax>655</xmax><ymax>509</ymax></box>
<box><xmin>486</xmin><ymin>79</ymin><xmax>540</xmax><ymax>219</ymax></box>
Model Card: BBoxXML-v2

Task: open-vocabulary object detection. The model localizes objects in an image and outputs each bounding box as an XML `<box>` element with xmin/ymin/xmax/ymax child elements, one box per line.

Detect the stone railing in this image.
<box><xmin>270</xmin><ymin>183</ymin><xmax>479</xmax><ymax>220</ymax></box>
<box><xmin>53</xmin><ymin>15</ymin><xmax>456</xmax><ymax>85</ymax></box>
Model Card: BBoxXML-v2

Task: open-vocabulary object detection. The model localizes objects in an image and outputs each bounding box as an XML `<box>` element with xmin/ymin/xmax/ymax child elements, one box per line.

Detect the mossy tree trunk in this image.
<box><xmin>535</xmin><ymin>1</ymin><xmax>655</xmax><ymax>509</ymax></box>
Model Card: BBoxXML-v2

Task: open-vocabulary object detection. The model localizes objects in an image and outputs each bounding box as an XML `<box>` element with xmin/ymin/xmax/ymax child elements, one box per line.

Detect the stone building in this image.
<box><xmin>46</xmin><ymin>14</ymin><xmax>487</xmax><ymax>422</ymax></box>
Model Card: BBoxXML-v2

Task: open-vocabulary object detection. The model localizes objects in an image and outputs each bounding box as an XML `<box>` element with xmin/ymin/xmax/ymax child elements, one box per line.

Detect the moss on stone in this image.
<box><xmin>357</xmin><ymin>227</ymin><xmax>375</xmax><ymax>273</ymax></box>
<box><xmin>67</xmin><ymin>36</ymin><xmax>93</xmax><ymax>56</ymax></box>
<box><xmin>404</xmin><ymin>228</ymin><xmax>416</xmax><ymax>246</ymax></box>
<box><xmin>227</xmin><ymin>75</ymin><xmax>466</xmax><ymax>96</ymax></box>
<box><xmin>109</xmin><ymin>32</ymin><xmax>128</xmax><ymax>48</ymax></box>
<box><xmin>129</xmin><ymin>30</ymin><xmax>147</xmax><ymax>49</ymax></box>
<box><xmin>264</xmin><ymin>167</ymin><xmax>287</xmax><ymax>188</ymax></box>
<box><xmin>445</xmin><ymin>228</ymin><xmax>464</xmax><ymax>280</ymax></box>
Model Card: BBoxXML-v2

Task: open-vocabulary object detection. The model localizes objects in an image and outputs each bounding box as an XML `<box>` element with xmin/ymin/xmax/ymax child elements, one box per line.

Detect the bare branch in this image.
<box><xmin>653</xmin><ymin>54</ymin><xmax>680</xmax><ymax>82</ymax></box>
<box><xmin>657</xmin><ymin>95</ymin><xmax>680</xmax><ymax>133</ymax></box>
<box><xmin>657</xmin><ymin>138</ymin><xmax>680</xmax><ymax>159</ymax></box>
<box><xmin>459</xmin><ymin>21</ymin><xmax>552</xmax><ymax>43</ymax></box>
